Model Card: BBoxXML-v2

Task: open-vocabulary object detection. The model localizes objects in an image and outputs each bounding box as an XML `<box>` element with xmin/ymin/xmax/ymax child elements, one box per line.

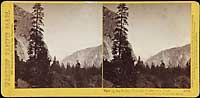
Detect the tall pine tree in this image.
<box><xmin>111</xmin><ymin>3</ymin><xmax>134</xmax><ymax>87</ymax></box>
<box><xmin>112</xmin><ymin>3</ymin><xmax>132</xmax><ymax>62</ymax></box>
<box><xmin>27</xmin><ymin>3</ymin><xmax>50</xmax><ymax>87</ymax></box>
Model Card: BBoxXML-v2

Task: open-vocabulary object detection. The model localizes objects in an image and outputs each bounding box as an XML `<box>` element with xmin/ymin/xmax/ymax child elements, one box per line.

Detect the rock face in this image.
<box><xmin>16</xmin><ymin>78</ymin><xmax>30</xmax><ymax>88</ymax></box>
<box><xmin>103</xmin><ymin>79</ymin><xmax>114</xmax><ymax>88</ymax></box>
<box><xmin>146</xmin><ymin>44</ymin><xmax>190</xmax><ymax>68</ymax></box>
<box><xmin>62</xmin><ymin>45</ymin><xmax>102</xmax><ymax>68</ymax></box>
<box><xmin>103</xmin><ymin>6</ymin><xmax>137</xmax><ymax>61</ymax></box>
<box><xmin>14</xmin><ymin>4</ymin><xmax>33</xmax><ymax>60</ymax></box>
<box><xmin>14</xmin><ymin>4</ymin><xmax>50</xmax><ymax>61</ymax></box>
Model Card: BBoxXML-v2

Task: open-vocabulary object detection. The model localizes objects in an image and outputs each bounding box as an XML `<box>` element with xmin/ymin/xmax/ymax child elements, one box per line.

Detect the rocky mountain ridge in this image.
<box><xmin>62</xmin><ymin>45</ymin><xmax>102</xmax><ymax>68</ymax></box>
<box><xmin>146</xmin><ymin>44</ymin><xmax>190</xmax><ymax>68</ymax></box>
<box><xmin>14</xmin><ymin>4</ymin><xmax>33</xmax><ymax>60</ymax></box>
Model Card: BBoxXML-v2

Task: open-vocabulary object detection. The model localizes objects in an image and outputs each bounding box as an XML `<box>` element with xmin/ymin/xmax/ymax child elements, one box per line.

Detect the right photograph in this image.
<box><xmin>103</xmin><ymin>3</ymin><xmax>191</xmax><ymax>88</ymax></box>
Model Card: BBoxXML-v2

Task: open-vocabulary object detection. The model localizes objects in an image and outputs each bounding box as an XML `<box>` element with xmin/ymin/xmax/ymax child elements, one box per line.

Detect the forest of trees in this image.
<box><xmin>104</xmin><ymin>57</ymin><xmax>190</xmax><ymax>88</ymax></box>
<box><xmin>15</xmin><ymin>3</ymin><xmax>102</xmax><ymax>88</ymax></box>
<box><xmin>103</xmin><ymin>3</ymin><xmax>190</xmax><ymax>88</ymax></box>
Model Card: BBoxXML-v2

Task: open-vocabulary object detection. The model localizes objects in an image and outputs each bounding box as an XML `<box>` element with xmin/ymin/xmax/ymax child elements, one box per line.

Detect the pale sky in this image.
<box><xmin>104</xmin><ymin>3</ymin><xmax>191</xmax><ymax>61</ymax></box>
<box><xmin>16</xmin><ymin>3</ymin><xmax>102</xmax><ymax>60</ymax></box>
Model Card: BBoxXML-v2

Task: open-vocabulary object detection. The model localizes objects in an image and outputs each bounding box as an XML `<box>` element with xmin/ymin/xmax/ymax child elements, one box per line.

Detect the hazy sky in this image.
<box><xmin>104</xmin><ymin>3</ymin><xmax>191</xmax><ymax>60</ymax></box>
<box><xmin>17</xmin><ymin>3</ymin><xmax>102</xmax><ymax>60</ymax></box>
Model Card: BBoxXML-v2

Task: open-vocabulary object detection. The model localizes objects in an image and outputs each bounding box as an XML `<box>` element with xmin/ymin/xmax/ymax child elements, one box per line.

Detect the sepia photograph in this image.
<box><xmin>1</xmin><ymin>1</ymin><xmax>199</xmax><ymax>97</ymax></box>
<box><xmin>14</xmin><ymin>3</ymin><xmax>102</xmax><ymax>88</ymax></box>
<box><xmin>13</xmin><ymin>2</ymin><xmax>192</xmax><ymax>89</ymax></box>
<box><xmin>103</xmin><ymin>3</ymin><xmax>191</xmax><ymax>88</ymax></box>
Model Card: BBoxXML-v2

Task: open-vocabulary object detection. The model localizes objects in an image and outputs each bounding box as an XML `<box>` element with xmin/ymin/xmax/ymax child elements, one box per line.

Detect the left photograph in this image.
<box><xmin>14</xmin><ymin>3</ymin><xmax>102</xmax><ymax>88</ymax></box>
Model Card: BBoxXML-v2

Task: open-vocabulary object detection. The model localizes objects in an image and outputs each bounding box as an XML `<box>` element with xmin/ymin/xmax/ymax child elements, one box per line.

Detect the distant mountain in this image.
<box><xmin>103</xmin><ymin>6</ymin><xmax>137</xmax><ymax>61</ymax></box>
<box><xmin>14</xmin><ymin>4</ymin><xmax>33</xmax><ymax>60</ymax></box>
<box><xmin>62</xmin><ymin>45</ymin><xmax>102</xmax><ymax>68</ymax></box>
<box><xmin>146</xmin><ymin>44</ymin><xmax>190</xmax><ymax>68</ymax></box>
<box><xmin>62</xmin><ymin>6</ymin><xmax>138</xmax><ymax>68</ymax></box>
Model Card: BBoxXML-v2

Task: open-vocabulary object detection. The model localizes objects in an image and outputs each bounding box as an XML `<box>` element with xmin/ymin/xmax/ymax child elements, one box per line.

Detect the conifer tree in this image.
<box><xmin>50</xmin><ymin>56</ymin><xmax>60</xmax><ymax>73</ymax></box>
<box><xmin>27</xmin><ymin>3</ymin><xmax>50</xmax><ymax>87</ymax></box>
<box><xmin>185</xmin><ymin>59</ymin><xmax>190</xmax><ymax>77</ymax></box>
<box><xmin>110</xmin><ymin>3</ymin><xmax>135</xmax><ymax>87</ymax></box>
<box><xmin>150</xmin><ymin>62</ymin><xmax>156</xmax><ymax>75</ymax></box>
<box><xmin>112</xmin><ymin>3</ymin><xmax>132</xmax><ymax>61</ymax></box>
<box><xmin>61</xmin><ymin>63</ymin><xmax>66</xmax><ymax>74</ymax></box>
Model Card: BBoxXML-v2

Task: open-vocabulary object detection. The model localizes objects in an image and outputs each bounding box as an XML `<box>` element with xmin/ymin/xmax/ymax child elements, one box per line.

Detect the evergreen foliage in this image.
<box><xmin>112</xmin><ymin>3</ymin><xmax>133</xmax><ymax>61</ymax></box>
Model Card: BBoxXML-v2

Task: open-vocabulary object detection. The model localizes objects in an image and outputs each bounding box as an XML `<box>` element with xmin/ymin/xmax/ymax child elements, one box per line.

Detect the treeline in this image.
<box><xmin>103</xmin><ymin>56</ymin><xmax>190</xmax><ymax>88</ymax></box>
<box><xmin>49</xmin><ymin>57</ymin><xmax>102</xmax><ymax>88</ymax></box>
<box><xmin>15</xmin><ymin>56</ymin><xmax>102</xmax><ymax>88</ymax></box>
<box><xmin>15</xmin><ymin>3</ymin><xmax>102</xmax><ymax>88</ymax></box>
